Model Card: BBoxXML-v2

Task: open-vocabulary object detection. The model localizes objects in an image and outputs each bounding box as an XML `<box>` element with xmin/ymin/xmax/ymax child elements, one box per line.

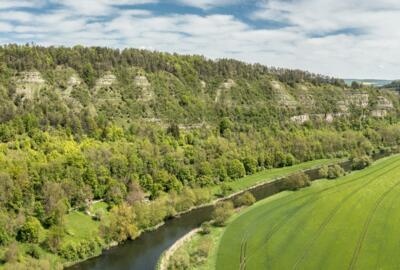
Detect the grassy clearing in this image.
<box><xmin>215</xmin><ymin>154</ymin><xmax>400</xmax><ymax>270</ymax></box>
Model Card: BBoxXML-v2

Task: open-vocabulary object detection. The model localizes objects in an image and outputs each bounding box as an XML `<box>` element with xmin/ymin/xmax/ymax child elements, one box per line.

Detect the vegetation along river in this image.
<box><xmin>70</xmin><ymin>152</ymin><xmax>394</xmax><ymax>270</ymax></box>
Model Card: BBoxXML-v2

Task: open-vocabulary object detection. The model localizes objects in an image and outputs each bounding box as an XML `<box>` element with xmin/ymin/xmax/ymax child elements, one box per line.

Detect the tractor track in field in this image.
<box><xmin>253</xmin><ymin>156</ymin><xmax>400</xmax><ymax>221</ymax></box>
<box><xmin>218</xmin><ymin>156</ymin><xmax>400</xmax><ymax>270</ymax></box>
<box><xmin>291</xmin><ymin>160</ymin><xmax>400</xmax><ymax>270</ymax></box>
<box><xmin>239</xmin><ymin>232</ymin><xmax>249</xmax><ymax>270</ymax></box>
<box><xmin>373</xmin><ymin>188</ymin><xmax>398</xmax><ymax>269</ymax></box>
<box><xmin>234</xmin><ymin>156</ymin><xmax>400</xmax><ymax>268</ymax></box>
<box><xmin>348</xmin><ymin>180</ymin><xmax>400</xmax><ymax>270</ymax></box>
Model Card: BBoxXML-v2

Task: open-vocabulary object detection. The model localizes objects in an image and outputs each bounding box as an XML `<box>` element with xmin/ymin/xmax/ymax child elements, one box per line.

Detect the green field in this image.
<box><xmin>216</xmin><ymin>154</ymin><xmax>400</xmax><ymax>270</ymax></box>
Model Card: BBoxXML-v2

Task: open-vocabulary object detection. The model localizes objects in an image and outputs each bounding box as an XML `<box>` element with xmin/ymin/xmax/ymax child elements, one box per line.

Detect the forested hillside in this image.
<box><xmin>1</xmin><ymin>44</ymin><xmax>400</xmax><ymax>269</ymax></box>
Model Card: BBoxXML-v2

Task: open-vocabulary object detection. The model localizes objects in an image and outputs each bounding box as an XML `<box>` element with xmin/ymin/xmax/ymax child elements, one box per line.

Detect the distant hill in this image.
<box><xmin>344</xmin><ymin>79</ymin><xmax>393</xmax><ymax>87</ymax></box>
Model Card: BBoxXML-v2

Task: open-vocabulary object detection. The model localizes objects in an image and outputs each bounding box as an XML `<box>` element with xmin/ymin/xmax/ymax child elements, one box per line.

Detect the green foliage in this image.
<box><xmin>212</xmin><ymin>201</ymin><xmax>234</xmax><ymax>226</ymax></box>
<box><xmin>352</xmin><ymin>155</ymin><xmax>373</xmax><ymax>170</ymax></box>
<box><xmin>283</xmin><ymin>172</ymin><xmax>311</xmax><ymax>191</ymax></box>
<box><xmin>327</xmin><ymin>165</ymin><xmax>346</xmax><ymax>179</ymax></box>
<box><xmin>102</xmin><ymin>203</ymin><xmax>139</xmax><ymax>243</ymax></box>
<box><xmin>234</xmin><ymin>192</ymin><xmax>256</xmax><ymax>208</ymax></box>
<box><xmin>16</xmin><ymin>217</ymin><xmax>42</xmax><ymax>244</ymax></box>
<box><xmin>0</xmin><ymin>44</ymin><xmax>398</xmax><ymax>266</ymax></box>
<box><xmin>227</xmin><ymin>159</ymin><xmax>246</xmax><ymax>179</ymax></box>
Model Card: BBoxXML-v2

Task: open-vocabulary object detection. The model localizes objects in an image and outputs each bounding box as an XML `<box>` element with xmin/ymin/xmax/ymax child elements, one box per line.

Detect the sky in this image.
<box><xmin>0</xmin><ymin>0</ymin><xmax>399</xmax><ymax>79</ymax></box>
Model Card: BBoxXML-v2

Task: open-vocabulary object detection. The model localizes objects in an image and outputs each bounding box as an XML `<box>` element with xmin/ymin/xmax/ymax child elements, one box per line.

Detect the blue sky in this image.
<box><xmin>0</xmin><ymin>0</ymin><xmax>399</xmax><ymax>79</ymax></box>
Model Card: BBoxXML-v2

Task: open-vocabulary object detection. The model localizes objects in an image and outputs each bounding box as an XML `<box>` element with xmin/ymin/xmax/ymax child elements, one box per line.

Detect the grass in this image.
<box><xmin>210</xmin><ymin>158</ymin><xmax>340</xmax><ymax>196</ymax></box>
<box><xmin>215</xmin><ymin>154</ymin><xmax>400</xmax><ymax>270</ymax></box>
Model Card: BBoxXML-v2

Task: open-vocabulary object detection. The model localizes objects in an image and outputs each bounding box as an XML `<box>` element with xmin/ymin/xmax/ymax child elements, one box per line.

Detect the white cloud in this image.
<box><xmin>0</xmin><ymin>0</ymin><xmax>399</xmax><ymax>79</ymax></box>
<box><xmin>175</xmin><ymin>0</ymin><xmax>241</xmax><ymax>9</ymax></box>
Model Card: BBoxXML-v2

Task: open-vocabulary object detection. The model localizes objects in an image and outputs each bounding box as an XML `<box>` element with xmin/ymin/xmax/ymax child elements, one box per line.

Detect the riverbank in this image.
<box><xmin>160</xmin><ymin>153</ymin><xmax>398</xmax><ymax>270</ymax></box>
<box><xmin>66</xmin><ymin>158</ymin><xmax>341</xmax><ymax>270</ymax></box>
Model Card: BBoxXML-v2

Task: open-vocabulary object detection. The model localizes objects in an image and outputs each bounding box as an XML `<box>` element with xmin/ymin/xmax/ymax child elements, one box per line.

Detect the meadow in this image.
<box><xmin>216</xmin><ymin>154</ymin><xmax>400</xmax><ymax>270</ymax></box>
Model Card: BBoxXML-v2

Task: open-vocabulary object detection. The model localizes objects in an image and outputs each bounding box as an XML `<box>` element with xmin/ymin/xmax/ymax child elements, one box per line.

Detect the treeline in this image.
<box><xmin>0</xmin><ymin>44</ymin><xmax>343</xmax><ymax>87</ymax></box>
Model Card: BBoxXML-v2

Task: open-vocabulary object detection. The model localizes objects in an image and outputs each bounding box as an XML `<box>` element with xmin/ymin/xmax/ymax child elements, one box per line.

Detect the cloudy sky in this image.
<box><xmin>0</xmin><ymin>0</ymin><xmax>399</xmax><ymax>79</ymax></box>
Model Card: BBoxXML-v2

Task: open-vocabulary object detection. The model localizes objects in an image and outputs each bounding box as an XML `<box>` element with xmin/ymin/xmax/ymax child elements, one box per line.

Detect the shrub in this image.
<box><xmin>168</xmin><ymin>250</ymin><xmax>190</xmax><ymax>270</ymax></box>
<box><xmin>327</xmin><ymin>165</ymin><xmax>345</xmax><ymax>179</ymax></box>
<box><xmin>352</xmin><ymin>155</ymin><xmax>372</xmax><ymax>170</ymax></box>
<box><xmin>200</xmin><ymin>221</ymin><xmax>211</xmax><ymax>235</ymax></box>
<box><xmin>283</xmin><ymin>172</ymin><xmax>311</xmax><ymax>191</ymax></box>
<box><xmin>17</xmin><ymin>217</ymin><xmax>42</xmax><ymax>243</ymax></box>
<box><xmin>212</xmin><ymin>201</ymin><xmax>234</xmax><ymax>226</ymax></box>
<box><xmin>318</xmin><ymin>165</ymin><xmax>329</xmax><ymax>178</ymax></box>
<box><xmin>26</xmin><ymin>244</ymin><xmax>41</xmax><ymax>259</ymax></box>
<box><xmin>190</xmin><ymin>238</ymin><xmax>212</xmax><ymax>265</ymax></box>
<box><xmin>193</xmin><ymin>188</ymin><xmax>212</xmax><ymax>206</ymax></box>
<box><xmin>227</xmin><ymin>159</ymin><xmax>246</xmax><ymax>180</ymax></box>
<box><xmin>4</xmin><ymin>242</ymin><xmax>20</xmax><ymax>263</ymax></box>
<box><xmin>234</xmin><ymin>192</ymin><xmax>256</xmax><ymax>208</ymax></box>
<box><xmin>219</xmin><ymin>183</ymin><xmax>232</xmax><ymax>197</ymax></box>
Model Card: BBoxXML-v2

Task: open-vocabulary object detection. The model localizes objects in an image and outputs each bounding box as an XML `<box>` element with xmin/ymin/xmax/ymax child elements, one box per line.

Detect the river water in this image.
<box><xmin>69</xmin><ymin>158</ymin><xmax>359</xmax><ymax>270</ymax></box>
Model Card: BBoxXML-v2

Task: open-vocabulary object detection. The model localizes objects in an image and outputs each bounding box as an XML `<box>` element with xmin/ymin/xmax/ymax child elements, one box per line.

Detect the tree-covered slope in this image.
<box><xmin>0</xmin><ymin>44</ymin><xmax>400</xmax><ymax>269</ymax></box>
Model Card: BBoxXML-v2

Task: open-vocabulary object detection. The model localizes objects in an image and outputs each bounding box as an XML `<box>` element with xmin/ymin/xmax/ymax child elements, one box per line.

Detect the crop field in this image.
<box><xmin>215</xmin><ymin>154</ymin><xmax>400</xmax><ymax>270</ymax></box>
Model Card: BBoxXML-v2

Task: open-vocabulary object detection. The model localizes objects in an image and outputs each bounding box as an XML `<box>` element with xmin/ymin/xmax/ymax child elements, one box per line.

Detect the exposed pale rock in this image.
<box><xmin>134</xmin><ymin>75</ymin><xmax>154</xmax><ymax>101</ymax></box>
<box><xmin>348</xmin><ymin>92</ymin><xmax>369</xmax><ymax>108</ymax></box>
<box><xmin>290</xmin><ymin>114</ymin><xmax>310</xmax><ymax>124</ymax></box>
<box><xmin>95</xmin><ymin>73</ymin><xmax>116</xmax><ymax>88</ymax></box>
<box><xmin>376</xmin><ymin>96</ymin><xmax>393</xmax><ymax>109</ymax></box>
<box><xmin>15</xmin><ymin>71</ymin><xmax>46</xmax><ymax>99</ymax></box>
<box><xmin>215</xmin><ymin>79</ymin><xmax>236</xmax><ymax>103</ymax></box>
<box><xmin>371</xmin><ymin>109</ymin><xmax>387</xmax><ymax>117</ymax></box>
<box><xmin>68</xmin><ymin>75</ymin><xmax>81</xmax><ymax>86</ymax></box>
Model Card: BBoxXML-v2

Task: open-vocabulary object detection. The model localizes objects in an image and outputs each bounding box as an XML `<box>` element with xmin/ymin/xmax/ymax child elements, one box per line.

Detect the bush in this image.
<box><xmin>227</xmin><ymin>159</ymin><xmax>246</xmax><ymax>180</ymax></box>
<box><xmin>168</xmin><ymin>250</ymin><xmax>190</xmax><ymax>270</ymax></box>
<box><xmin>200</xmin><ymin>221</ymin><xmax>211</xmax><ymax>235</ymax></box>
<box><xmin>17</xmin><ymin>217</ymin><xmax>42</xmax><ymax>244</ymax></box>
<box><xmin>59</xmin><ymin>239</ymin><xmax>99</xmax><ymax>261</ymax></box>
<box><xmin>4</xmin><ymin>242</ymin><xmax>20</xmax><ymax>263</ymax></box>
<box><xmin>26</xmin><ymin>244</ymin><xmax>41</xmax><ymax>259</ymax></box>
<box><xmin>327</xmin><ymin>165</ymin><xmax>345</xmax><ymax>179</ymax></box>
<box><xmin>352</xmin><ymin>155</ymin><xmax>372</xmax><ymax>170</ymax></box>
<box><xmin>318</xmin><ymin>165</ymin><xmax>329</xmax><ymax>178</ymax></box>
<box><xmin>219</xmin><ymin>183</ymin><xmax>232</xmax><ymax>197</ymax></box>
<box><xmin>212</xmin><ymin>201</ymin><xmax>234</xmax><ymax>226</ymax></box>
<box><xmin>283</xmin><ymin>172</ymin><xmax>311</xmax><ymax>191</ymax></box>
<box><xmin>234</xmin><ymin>192</ymin><xmax>256</xmax><ymax>208</ymax></box>
<box><xmin>190</xmin><ymin>238</ymin><xmax>211</xmax><ymax>265</ymax></box>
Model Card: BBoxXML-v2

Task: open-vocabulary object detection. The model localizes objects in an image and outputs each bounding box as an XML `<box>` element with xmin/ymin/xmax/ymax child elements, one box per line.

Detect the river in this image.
<box><xmin>69</xmin><ymin>157</ymin><xmax>360</xmax><ymax>270</ymax></box>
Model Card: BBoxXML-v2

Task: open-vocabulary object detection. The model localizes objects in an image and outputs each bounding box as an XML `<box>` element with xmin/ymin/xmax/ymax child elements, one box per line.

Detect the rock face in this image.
<box><xmin>371</xmin><ymin>110</ymin><xmax>388</xmax><ymax>118</ymax></box>
<box><xmin>376</xmin><ymin>96</ymin><xmax>393</xmax><ymax>109</ymax></box>
<box><xmin>15</xmin><ymin>71</ymin><xmax>46</xmax><ymax>99</ymax></box>
<box><xmin>95</xmin><ymin>73</ymin><xmax>116</xmax><ymax>88</ymax></box>
<box><xmin>348</xmin><ymin>92</ymin><xmax>369</xmax><ymax>108</ymax></box>
<box><xmin>370</xmin><ymin>96</ymin><xmax>393</xmax><ymax>118</ymax></box>
<box><xmin>271</xmin><ymin>80</ymin><xmax>298</xmax><ymax>108</ymax></box>
<box><xmin>68</xmin><ymin>75</ymin><xmax>81</xmax><ymax>87</ymax></box>
<box><xmin>215</xmin><ymin>79</ymin><xmax>236</xmax><ymax>103</ymax></box>
<box><xmin>290</xmin><ymin>114</ymin><xmax>310</xmax><ymax>124</ymax></box>
<box><xmin>134</xmin><ymin>75</ymin><xmax>154</xmax><ymax>101</ymax></box>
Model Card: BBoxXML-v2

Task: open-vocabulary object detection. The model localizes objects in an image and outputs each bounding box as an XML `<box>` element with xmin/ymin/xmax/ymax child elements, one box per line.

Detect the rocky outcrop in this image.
<box><xmin>371</xmin><ymin>110</ymin><xmax>387</xmax><ymax>118</ymax></box>
<box><xmin>215</xmin><ymin>79</ymin><xmax>236</xmax><ymax>103</ymax></box>
<box><xmin>95</xmin><ymin>73</ymin><xmax>116</xmax><ymax>88</ymax></box>
<box><xmin>271</xmin><ymin>80</ymin><xmax>298</xmax><ymax>108</ymax></box>
<box><xmin>348</xmin><ymin>92</ymin><xmax>369</xmax><ymax>108</ymax></box>
<box><xmin>15</xmin><ymin>71</ymin><xmax>46</xmax><ymax>99</ymax></box>
<box><xmin>134</xmin><ymin>75</ymin><xmax>154</xmax><ymax>101</ymax></box>
<box><xmin>290</xmin><ymin>114</ymin><xmax>310</xmax><ymax>124</ymax></box>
